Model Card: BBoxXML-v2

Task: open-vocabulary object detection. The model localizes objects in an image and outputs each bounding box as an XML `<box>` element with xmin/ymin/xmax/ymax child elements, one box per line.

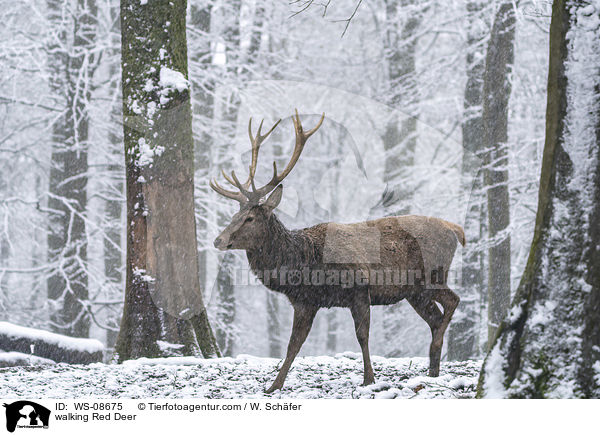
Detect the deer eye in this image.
<box><xmin>245</xmin><ymin>216</ymin><xmax>254</xmax><ymax>223</ymax></box>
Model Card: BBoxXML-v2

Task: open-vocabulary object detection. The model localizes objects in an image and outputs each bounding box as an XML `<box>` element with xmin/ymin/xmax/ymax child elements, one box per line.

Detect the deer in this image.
<box><xmin>211</xmin><ymin>110</ymin><xmax>465</xmax><ymax>393</ymax></box>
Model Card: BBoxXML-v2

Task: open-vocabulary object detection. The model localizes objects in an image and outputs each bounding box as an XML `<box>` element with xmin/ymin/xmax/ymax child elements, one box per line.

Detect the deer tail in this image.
<box><xmin>446</xmin><ymin>222</ymin><xmax>466</xmax><ymax>246</ymax></box>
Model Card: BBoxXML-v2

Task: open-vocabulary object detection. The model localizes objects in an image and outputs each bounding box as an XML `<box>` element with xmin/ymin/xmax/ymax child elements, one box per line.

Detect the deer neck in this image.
<box><xmin>246</xmin><ymin>213</ymin><xmax>313</xmax><ymax>273</ymax></box>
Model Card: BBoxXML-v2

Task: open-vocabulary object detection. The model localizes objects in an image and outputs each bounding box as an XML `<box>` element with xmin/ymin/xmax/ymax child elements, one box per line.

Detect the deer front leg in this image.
<box><xmin>265</xmin><ymin>304</ymin><xmax>318</xmax><ymax>394</ymax></box>
<box><xmin>350</xmin><ymin>292</ymin><xmax>375</xmax><ymax>386</ymax></box>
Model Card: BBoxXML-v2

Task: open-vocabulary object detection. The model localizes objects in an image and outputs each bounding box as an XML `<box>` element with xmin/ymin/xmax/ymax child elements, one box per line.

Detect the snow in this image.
<box><xmin>0</xmin><ymin>354</ymin><xmax>481</xmax><ymax>399</ymax></box>
<box><xmin>136</xmin><ymin>138</ymin><xmax>164</xmax><ymax>167</ymax></box>
<box><xmin>480</xmin><ymin>340</ymin><xmax>506</xmax><ymax>398</ymax></box>
<box><xmin>0</xmin><ymin>351</ymin><xmax>55</xmax><ymax>368</ymax></box>
<box><xmin>593</xmin><ymin>361</ymin><xmax>600</xmax><ymax>385</ymax></box>
<box><xmin>159</xmin><ymin>67</ymin><xmax>189</xmax><ymax>92</ymax></box>
<box><xmin>0</xmin><ymin>322</ymin><xmax>104</xmax><ymax>353</ymax></box>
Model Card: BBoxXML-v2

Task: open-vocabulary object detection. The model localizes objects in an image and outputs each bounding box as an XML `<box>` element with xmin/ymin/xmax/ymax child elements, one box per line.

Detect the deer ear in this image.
<box><xmin>264</xmin><ymin>185</ymin><xmax>283</xmax><ymax>211</ymax></box>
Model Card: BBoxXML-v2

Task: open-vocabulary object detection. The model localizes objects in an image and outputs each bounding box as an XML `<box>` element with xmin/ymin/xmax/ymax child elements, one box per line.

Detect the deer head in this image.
<box><xmin>211</xmin><ymin>110</ymin><xmax>324</xmax><ymax>251</ymax></box>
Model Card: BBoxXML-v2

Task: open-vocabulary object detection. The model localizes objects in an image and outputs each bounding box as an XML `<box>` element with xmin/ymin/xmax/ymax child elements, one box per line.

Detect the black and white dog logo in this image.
<box><xmin>3</xmin><ymin>401</ymin><xmax>50</xmax><ymax>432</ymax></box>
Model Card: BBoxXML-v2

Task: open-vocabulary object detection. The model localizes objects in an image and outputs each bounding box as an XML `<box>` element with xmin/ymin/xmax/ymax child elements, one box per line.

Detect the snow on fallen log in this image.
<box><xmin>0</xmin><ymin>351</ymin><xmax>56</xmax><ymax>368</ymax></box>
<box><xmin>0</xmin><ymin>322</ymin><xmax>104</xmax><ymax>364</ymax></box>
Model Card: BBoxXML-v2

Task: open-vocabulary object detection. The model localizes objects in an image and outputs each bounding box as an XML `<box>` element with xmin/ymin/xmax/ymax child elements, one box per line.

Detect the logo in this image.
<box><xmin>3</xmin><ymin>401</ymin><xmax>50</xmax><ymax>433</ymax></box>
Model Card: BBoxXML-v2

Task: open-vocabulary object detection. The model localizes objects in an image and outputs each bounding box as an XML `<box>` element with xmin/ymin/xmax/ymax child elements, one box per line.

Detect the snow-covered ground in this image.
<box><xmin>0</xmin><ymin>353</ymin><xmax>481</xmax><ymax>399</ymax></box>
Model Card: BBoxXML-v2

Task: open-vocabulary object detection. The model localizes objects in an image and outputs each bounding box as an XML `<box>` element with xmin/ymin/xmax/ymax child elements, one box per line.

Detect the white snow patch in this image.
<box><xmin>593</xmin><ymin>361</ymin><xmax>600</xmax><ymax>385</ymax></box>
<box><xmin>0</xmin><ymin>351</ymin><xmax>56</xmax><ymax>367</ymax></box>
<box><xmin>133</xmin><ymin>267</ymin><xmax>155</xmax><ymax>283</ymax></box>
<box><xmin>136</xmin><ymin>138</ymin><xmax>164</xmax><ymax>166</ymax></box>
<box><xmin>0</xmin><ymin>322</ymin><xmax>104</xmax><ymax>353</ymax></box>
<box><xmin>481</xmin><ymin>342</ymin><xmax>506</xmax><ymax>398</ymax></box>
<box><xmin>156</xmin><ymin>341</ymin><xmax>185</xmax><ymax>353</ymax></box>
<box><xmin>159</xmin><ymin>67</ymin><xmax>189</xmax><ymax>92</ymax></box>
<box><xmin>143</xmin><ymin>78</ymin><xmax>154</xmax><ymax>92</ymax></box>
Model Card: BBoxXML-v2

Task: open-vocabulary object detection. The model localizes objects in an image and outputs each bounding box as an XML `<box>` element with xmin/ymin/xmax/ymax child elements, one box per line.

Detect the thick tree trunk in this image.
<box><xmin>482</xmin><ymin>1</ymin><xmax>515</xmax><ymax>348</ymax></box>
<box><xmin>448</xmin><ymin>0</ymin><xmax>487</xmax><ymax>361</ymax></box>
<box><xmin>46</xmin><ymin>0</ymin><xmax>96</xmax><ymax>338</ymax></box>
<box><xmin>478</xmin><ymin>0</ymin><xmax>600</xmax><ymax>398</ymax></box>
<box><xmin>114</xmin><ymin>0</ymin><xmax>219</xmax><ymax>361</ymax></box>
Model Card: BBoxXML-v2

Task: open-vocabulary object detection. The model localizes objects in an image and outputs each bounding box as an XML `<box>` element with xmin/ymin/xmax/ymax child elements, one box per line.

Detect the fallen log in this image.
<box><xmin>0</xmin><ymin>322</ymin><xmax>104</xmax><ymax>364</ymax></box>
<box><xmin>0</xmin><ymin>351</ymin><xmax>56</xmax><ymax>368</ymax></box>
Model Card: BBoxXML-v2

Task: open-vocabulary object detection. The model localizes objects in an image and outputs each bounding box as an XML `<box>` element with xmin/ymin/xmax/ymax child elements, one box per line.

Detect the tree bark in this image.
<box><xmin>267</xmin><ymin>292</ymin><xmax>281</xmax><ymax>357</ymax></box>
<box><xmin>104</xmin><ymin>8</ymin><xmax>124</xmax><ymax>350</ymax></box>
<box><xmin>482</xmin><ymin>1</ymin><xmax>515</xmax><ymax>348</ymax></box>
<box><xmin>478</xmin><ymin>0</ymin><xmax>600</xmax><ymax>398</ymax></box>
<box><xmin>381</xmin><ymin>0</ymin><xmax>422</xmax><ymax>355</ymax></box>
<box><xmin>213</xmin><ymin>0</ymin><xmax>242</xmax><ymax>357</ymax></box>
<box><xmin>46</xmin><ymin>0</ymin><xmax>97</xmax><ymax>338</ymax></box>
<box><xmin>448</xmin><ymin>0</ymin><xmax>487</xmax><ymax>361</ymax></box>
<box><xmin>213</xmin><ymin>0</ymin><xmax>267</xmax><ymax>356</ymax></box>
<box><xmin>114</xmin><ymin>0</ymin><xmax>219</xmax><ymax>361</ymax></box>
<box><xmin>190</xmin><ymin>2</ymin><xmax>213</xmax><ymax>293</ymax></box>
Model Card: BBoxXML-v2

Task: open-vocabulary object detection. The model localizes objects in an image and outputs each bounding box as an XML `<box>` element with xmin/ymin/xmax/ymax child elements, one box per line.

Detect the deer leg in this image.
<box><xmin>350</xmin><ymin>292</ymin><xmax>375</xmax><ymax>386</ymax></box>
<box><xmin>408</xmin><ymin>295</ymin><xmax>444</xmax><ymax>377</ymax></box>
<box><xmin>430</xmin><ymin>287</ymin><xmax>460</xmax><ymax>363</ymax></box>
<box><xmin>265</xmin><ymin>304</ymin><xmax>317</xmax><ymax>393</ymax></box>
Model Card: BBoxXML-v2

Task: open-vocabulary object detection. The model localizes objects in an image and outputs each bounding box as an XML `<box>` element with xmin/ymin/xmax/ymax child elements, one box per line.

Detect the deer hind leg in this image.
<box><xmin>431</xmin><ymin>287</ymin><xmax>460</xmax><ymax>353</ymax></box>
<box><xmin>409</xmin><ymin>288</ymin><xmax>460</xmax><ymax>377</ymax></box>
<box><xmin>350</xmin><ymin>292</ymin><xmax>375</xmax><ymax>386</ymax></box>
<box><xmin>408</xmin><ymin>294</ymin><xmax>444</xmax><ymax>377</ymax></box>
<box><xmin>265</xmin><ymin>304</ymin><xmax>318</xmax><ymax>394</ymax></box>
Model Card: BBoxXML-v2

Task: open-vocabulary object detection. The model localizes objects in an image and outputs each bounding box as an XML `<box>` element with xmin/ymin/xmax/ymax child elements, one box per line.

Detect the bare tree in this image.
<box><xmin>448</xmin><ymin>0</ymin><xmax>489</xmax><ymax>360</ymax></box>
<box><xmin>482</xmin><ymin>0</ymin><xmax>515</xmax><ymax>347</ymax></box>
<box><xmin>46</xmin><ymin>0</ymin><xmax>98</xmax><ymax>338</ymax></box>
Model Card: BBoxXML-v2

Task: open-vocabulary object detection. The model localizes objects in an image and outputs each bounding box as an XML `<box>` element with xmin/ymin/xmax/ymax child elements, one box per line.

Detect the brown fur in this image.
<box><xmin>215</xmin><ymin>191</ymin><xmax>464</xmax><ymax>393</ymax></box>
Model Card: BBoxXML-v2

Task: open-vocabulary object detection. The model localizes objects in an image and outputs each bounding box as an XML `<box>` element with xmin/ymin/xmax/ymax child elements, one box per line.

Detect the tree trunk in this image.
<box><xmin>214</xmin><ymin>0</ymin><xmax>267</xmax><ymax>357</ymax></box>
<box><xmin>104</xmin><ymin>10</ymin><xmax>124</xmax><ymax>350</ymax></box>
<box><xmin>190</xmin><ymin>3</ymin><xmax>213</xmax><ymax>293</ymax></box>
<box><xmin>382</xmin><ymin>0</ymin><xmax>421</xmax><ymax>355</ymax></box>
<box><xmin>46</xmin><ymin>0</ymin><xmax>96</xmax><ymax>338</ymax></box>
<box><xmin>477</xmin><ymin>0</ymin><xmax>600</xmax><ymax>398</ymax></box>
<box><xmin>266</xmin><ymin>292</ymin><xmax>281</xmax><ymax>357</ymax></box>
<box><xmin>214</xmin><ymin>0</ymin><xmax>242</xmax><ymax>357</ymax></box>
<box><xmin>114</xmin><ymin>0</ymin><xmax>219</xmax><ymax>361</ymax></box>
<box><xmin>448</xmin><ymin>0</ymin><xmax>487</xmax><ymax>361</ymax></box>
<box><xmin>382</xmin><ymin>0</ymin><xmax>420</xmax><ymax>214</ymax></box>
<box><xmin>482</xmin><ymin>0</ymin><xmax>515</xmax><ymax>348</ymax></box>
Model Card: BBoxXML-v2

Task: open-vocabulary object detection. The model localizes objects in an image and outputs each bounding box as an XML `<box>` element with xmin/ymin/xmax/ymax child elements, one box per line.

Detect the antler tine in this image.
<box><xmin>221</xmin><ymin>169</ymin><xmax>237</xmax><ymax>187</ymax></box>
<box><xmin>278</xmin><ymin>109</ymin><xmax>325</xmax><ymax>182</ymax></box>
<box><xmin>209</xmin><ymin>178</ymin><xmax>247</xmax><ymax>204</ymax></box>
<box><xmin>251</xmin><ymin>111</ymin><xmax>325</xmax><ymax>199</ymax></box>
<box><xmin>230</xmin><ymin>170</ymin><xmax>253</xmax><ymax>198</ymax></box>
<box><xmin>231</xmin><ymin>117</ymin><xmax>282</xmax><ymax>191</ymax></box>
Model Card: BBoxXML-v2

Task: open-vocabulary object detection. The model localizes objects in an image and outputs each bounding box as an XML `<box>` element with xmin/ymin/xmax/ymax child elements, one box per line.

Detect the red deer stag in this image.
<box><xmin>211</xmin><ymin>111</ymin><xmax>464</xmax><ymax>393</ymax></box>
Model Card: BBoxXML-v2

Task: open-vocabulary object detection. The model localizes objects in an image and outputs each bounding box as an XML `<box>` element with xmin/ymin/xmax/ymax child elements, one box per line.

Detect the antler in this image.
<box><xmin>210</xmin><ymin>110</ymin><xmax>325</xmax><ymax>204</ymax></box>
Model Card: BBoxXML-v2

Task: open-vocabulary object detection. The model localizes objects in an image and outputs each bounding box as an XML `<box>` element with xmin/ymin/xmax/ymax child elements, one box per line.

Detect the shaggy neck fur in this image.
<box><xmin>246</xmin><ymin>213</ymin><xmax>317</xmax><ymax>286</ymax></box>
